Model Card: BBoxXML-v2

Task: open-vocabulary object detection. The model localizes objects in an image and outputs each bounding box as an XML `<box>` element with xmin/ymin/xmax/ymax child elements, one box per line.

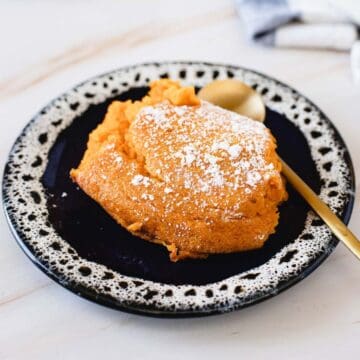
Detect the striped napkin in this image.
<box><xmin>235</xmin><ymin>0</ymin><xmax>360</xmax><ymax>82</ymax></box>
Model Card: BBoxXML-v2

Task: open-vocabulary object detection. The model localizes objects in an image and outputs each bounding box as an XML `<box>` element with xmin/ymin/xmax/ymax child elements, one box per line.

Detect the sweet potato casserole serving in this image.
<box><xmin>71</xmin><ymin>79</ymin><xmax>287</xmax><ymax>261</ymax></box>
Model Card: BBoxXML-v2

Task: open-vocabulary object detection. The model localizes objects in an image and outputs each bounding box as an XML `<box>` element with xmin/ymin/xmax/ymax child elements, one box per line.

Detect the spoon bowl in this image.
<box><xmin>197</xmin><ymin>79</ymin><xmax>266</xmax><ymax>122</ymax></box>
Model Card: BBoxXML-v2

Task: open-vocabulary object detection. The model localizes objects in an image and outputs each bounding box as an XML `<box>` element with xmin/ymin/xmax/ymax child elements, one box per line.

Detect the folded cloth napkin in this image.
<box><xmin>235</xmin><ymin>0</ymin><xmax>360</xmax><ymax>82</ymax></box>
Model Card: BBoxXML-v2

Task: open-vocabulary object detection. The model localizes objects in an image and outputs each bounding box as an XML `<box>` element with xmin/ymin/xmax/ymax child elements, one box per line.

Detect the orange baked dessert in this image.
<box><xmin>70</xmin><ymin>79</ymin><xmax>287</xmax><ymax>261</ymax></box>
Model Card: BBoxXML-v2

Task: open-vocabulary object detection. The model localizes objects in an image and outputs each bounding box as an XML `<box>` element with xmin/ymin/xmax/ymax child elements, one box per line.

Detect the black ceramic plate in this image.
<box><xmin>2</xmin><ymin>62</ymin><xmax>355</xmax><ymax>317</ymax></box>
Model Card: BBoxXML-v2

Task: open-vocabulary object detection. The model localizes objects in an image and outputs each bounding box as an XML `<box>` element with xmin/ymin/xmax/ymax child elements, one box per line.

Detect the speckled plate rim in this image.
<box><xmin>2</xmin><ymin>61</ymin><xmax>355</xmax><ymax>317</ymax></box>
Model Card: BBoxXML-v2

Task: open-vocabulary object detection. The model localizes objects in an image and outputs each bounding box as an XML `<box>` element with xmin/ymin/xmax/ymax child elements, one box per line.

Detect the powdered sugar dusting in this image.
<box><xmin>131</xmin><ymin>100</ymin><xmax>277</xmax><ymax>207</ymax></box>
<box><xmin>141</xmin><ymin>193</ymin><xmax>154</xmax><ymax>201</ymax></box>
<box><xmin>131</xmin><ymin>174</ymin><xmax>151</xmax><ymax>187</ymax></box>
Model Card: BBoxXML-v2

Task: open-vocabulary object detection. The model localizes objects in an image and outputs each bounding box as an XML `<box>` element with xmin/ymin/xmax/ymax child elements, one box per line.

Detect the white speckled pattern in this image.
<box><xmin>2</xmin><ymin>62</ymin><xmax>354</xmax><ymax>316</ymax></box>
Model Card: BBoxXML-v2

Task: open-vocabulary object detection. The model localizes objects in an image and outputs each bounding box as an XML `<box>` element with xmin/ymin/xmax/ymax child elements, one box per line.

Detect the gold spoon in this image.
<box><xmin>198</xmin><ymin>79</ymin><xmax>360</xmax><ymax>259</ymax></box>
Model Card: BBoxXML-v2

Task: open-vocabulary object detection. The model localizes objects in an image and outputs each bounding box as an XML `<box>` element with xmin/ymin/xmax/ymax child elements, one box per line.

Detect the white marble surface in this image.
<box><xmin>1</xmin><ymin>1</ymin><xmax>360</xmax><ymax>359</ymax></box>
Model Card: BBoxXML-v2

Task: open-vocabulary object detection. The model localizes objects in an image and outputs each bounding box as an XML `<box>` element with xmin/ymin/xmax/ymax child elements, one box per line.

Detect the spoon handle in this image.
<box><xmin>280</xmin><ymin>159</ymin><xmax>360</xmax><ymax>259</ymax></box>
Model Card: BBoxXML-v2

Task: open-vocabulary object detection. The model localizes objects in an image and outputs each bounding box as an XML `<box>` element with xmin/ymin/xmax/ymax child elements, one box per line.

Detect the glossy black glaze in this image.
<box><xmin>42</xmin><ymin>87</ymin><xmax>319</xmax><ymax>286</ymax></box>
